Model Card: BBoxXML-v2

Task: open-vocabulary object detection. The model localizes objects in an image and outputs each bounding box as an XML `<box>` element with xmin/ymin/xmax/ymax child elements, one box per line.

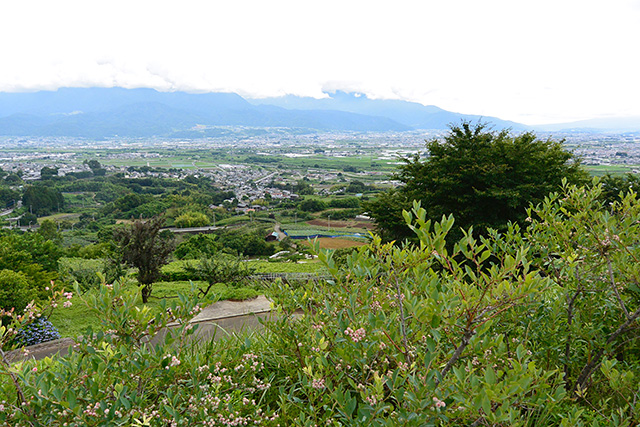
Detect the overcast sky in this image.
<box><xmin>1</xmin><ymin>0</ymin><xmax>639</xmax><ymax>125</ymax></box>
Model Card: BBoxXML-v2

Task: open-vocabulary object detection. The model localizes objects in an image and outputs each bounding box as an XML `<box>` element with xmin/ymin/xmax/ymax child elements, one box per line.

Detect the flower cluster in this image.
<box><xmin>164</xmin><ymin>354</ymin><xmax>181</xmax><ymax>369</ymax></box>
<box><xmin>344</xmin><ymin>327</ymin><xmax>366</xmax><ymax>343</ymax></box>
<box><xmin>311</xmin><ymin>378</ymin><xmax>325</xmax><ymax>389</ymax></box>
<box><xmin>189</xmin><ymin>305</ymin><xmax>202</xmax><ymax>316</ymax></box>
<box><xmin>433</xmin><ymin>397</ymin><xmax>446</xmax><ymax>409</ymax></box>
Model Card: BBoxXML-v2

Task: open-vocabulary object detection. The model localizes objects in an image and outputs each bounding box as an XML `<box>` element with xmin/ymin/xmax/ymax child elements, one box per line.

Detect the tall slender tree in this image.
<box><xmin>114</xmin><ymin>216</ymin><xmax>175</xmax><ymax>303</ymax></box>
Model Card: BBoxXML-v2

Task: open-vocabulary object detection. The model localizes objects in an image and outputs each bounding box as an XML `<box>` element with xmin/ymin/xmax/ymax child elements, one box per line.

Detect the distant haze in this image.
<box><xmin>1</xmin><ymin>1</ymin><xmax>639</xmax><ymax>125</ymax></box>
<box><xmin>0</xmin><ymin>87</ymin><xmax>637</xmax><ymax>138</ymax></box>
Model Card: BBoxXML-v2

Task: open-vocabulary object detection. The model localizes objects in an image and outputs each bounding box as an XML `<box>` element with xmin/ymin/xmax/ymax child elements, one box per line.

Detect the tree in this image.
<box><xmin>84</xmin><ymin>159</ymin><xmax>106</xmax><ymax>176</ymax></box>
<box><xmin>22</xmin><ymin>185</ymin><xmax>64</xmax><ymax>216</ymax></box>
<box><xmin>294</xmin><ymin>180</ymin><xmax>314</xmax><ymax>195</ymax></box>
<box><xmin>345</xmin><ymin>180</ymin><xmax>367</xmax><ymax>194</ymax></box>
<box><xmin>174</xmin><ymin>234</ymin><xmax>220</xmax><ymax>259</ymax></box>
<box><xmin>173</xmin><ymin>212</ymin><xmax>210</xmax><ymax>228</ymax></box>
<box><xmin>0</xmin><ymin>187</ymin><xmax>19</xmax><ymax>209</ymax></box>
<box><xmin>0</xmin><ymin>269</ymin><xmax>36</xmax><ymax>313</ymax></box>
<box><xmin>19</xmin><ymin>212</ymin><xmax>38</xmax><ymax>228</ymax></box>
<box><xmin>598</xmin><ymin>173</ymin><xmax>640</xmax><ymax>204</ymax></box>
<box><xmin>299</xmin><ymin>198</ymin><xmax>327</xmax><ymax>212</ymax></box>
<box><xmin>4</xmin><ymin>173</ymin><xmax>23</xmax><ymax>185</ymax></box>
<box><xmin>40</xmin><ymin>166</ymin><xmax>58</xmax><ymax>179</ymax></box>
<box><xmin>85</xmin><ymin>159</ymin><xmax>102</xmax><ymax>171</ymax></box>
<box><xmin>184</xmin><ymin>255</ymin><xmax>255</xmax><ymax>297</ymax></box>
<box><xmin>366</xmin><ymin>121</ymin><xmax>588</xmax><ymax>241</ymax></box>
<box><xmin>113</xmin><ymin>216</ymin><xmax>175</xmax><ymax>303</ymax></box>
<box><xmin>37</xmin><ymin>219</ymin><xmax>60</xmax><ymax>243</ymax></box>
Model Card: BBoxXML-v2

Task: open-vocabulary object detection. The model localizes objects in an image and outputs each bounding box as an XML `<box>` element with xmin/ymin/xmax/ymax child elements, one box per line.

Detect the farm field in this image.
<box><xmin>298</xmin><ymin>237</ymin><xmax>367</xmax><ymax>249</ymax></box>
<box><xmin>585</xmin><ymin>164</ymin><xmax>640</xmax><ymax>176</ymax></box>
<box><xmin>306</xmin><ymin>218</ymin><xmax>375</xmax><ymax>230</ymax></box>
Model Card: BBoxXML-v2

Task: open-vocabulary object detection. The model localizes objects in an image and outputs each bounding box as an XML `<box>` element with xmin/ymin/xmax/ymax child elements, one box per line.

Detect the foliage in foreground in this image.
<box><xmin>0</xmin><ymin>282</ymin><xmax>280</xmax><ymax>426</ymax></box>
<box><xmin>1</xmin><ymin>183</ymin><xmax>640</xmax><ymax>425</ymax></box>
<box><xmin>265</xmin><ymin>182</ymin><xmax>640</xmax><ymax>425</ymax></box>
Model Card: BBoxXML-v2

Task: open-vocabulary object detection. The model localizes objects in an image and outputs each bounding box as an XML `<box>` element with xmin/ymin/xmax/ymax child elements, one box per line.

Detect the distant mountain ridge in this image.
<box><xmin>2</xmin><ymin>87</ymin><xmax>634</xmax><ymax>138</ymax></box>
<box><xmin>533</xmin><ymin>116</ymin><xmax>640</xmax><ymax>133</ymax></box>
<box><xmin>0</xmin><ymin>88</ymin><xmax>414</xmax><ymax>137</ymax></box>
<box><xmin>248</xmin><ymin>91</ymin><xmax>526</xmax><ymax>131</ymax></box>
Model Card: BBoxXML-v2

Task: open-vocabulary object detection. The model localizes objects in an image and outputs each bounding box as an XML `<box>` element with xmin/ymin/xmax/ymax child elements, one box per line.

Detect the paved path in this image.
<box><xmin>7</xmin><ymin>295</ymin><xmax>276</xmax><ymax>362</ymax></box>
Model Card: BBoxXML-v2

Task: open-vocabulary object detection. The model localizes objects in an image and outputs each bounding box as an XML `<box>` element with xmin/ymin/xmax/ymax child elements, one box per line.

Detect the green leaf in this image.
<box><xmin>482</xmin><ymin>394</ymin><xmax>492</xmax><ymax>416</ymax></box>
<box><xmin>346</xmin><ymin>395</ymin><xmax>356</xmax><ymax>416</ymax></box>
<box><xmin>65</xmin><ymin>390</ymin><xmax>77</xmax><ymax>410</ymax></box>
<box><xmin>431</xmin><ymin>315</ymin><xmax>441</xmax><ymax>328</ymax></box>
<box><xmin>484</xmin><ymin>366</ymin><xmax>496</xmax><ymax>385</ymax></box>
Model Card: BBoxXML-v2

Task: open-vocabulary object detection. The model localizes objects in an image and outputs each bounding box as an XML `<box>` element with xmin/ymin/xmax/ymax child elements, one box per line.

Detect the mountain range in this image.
<box><xmin>0</xmin><ymin>87</ymin><xmax>637</xmax><ymax>138</ymax></box>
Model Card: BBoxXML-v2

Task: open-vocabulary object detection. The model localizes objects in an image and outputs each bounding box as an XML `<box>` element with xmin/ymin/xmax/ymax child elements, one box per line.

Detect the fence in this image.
<box><xmin>248</xmin><ymin>272</ymin><xmax>330</xmax><ymax>283</ymax></box>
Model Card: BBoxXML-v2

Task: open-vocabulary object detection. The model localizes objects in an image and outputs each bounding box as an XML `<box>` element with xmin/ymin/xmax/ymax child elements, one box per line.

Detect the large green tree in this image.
<box><xmin>366</xmin><ymin>121</ymin><xmax>588</xmax><ymax>241</ymax></box>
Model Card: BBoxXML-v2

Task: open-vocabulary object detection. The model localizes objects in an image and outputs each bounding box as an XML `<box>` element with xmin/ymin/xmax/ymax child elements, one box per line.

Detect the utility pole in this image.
<box><xmin>328</xmin><ymin>215</ymin><xmax>331</xmax><ymax>232</ymax></box>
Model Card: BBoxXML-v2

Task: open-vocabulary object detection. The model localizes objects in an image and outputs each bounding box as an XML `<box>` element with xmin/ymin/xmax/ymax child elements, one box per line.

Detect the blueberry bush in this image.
<box><xmin>1</xmin><ymin>182</ymin><xmax>640</xmax><ymax>426</ymax></box>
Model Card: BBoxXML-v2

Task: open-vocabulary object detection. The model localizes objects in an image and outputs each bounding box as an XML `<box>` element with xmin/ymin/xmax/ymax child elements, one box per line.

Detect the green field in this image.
<box><xmin>163</xmin><ymin>259</ymin><xmax>326</xmax><ymax>275</ymax></box>
<box><xmin>49</xmin><ymin>279</ymin><xmax>260</xmax><ymax>338</ymax></box>
<box><xmin>585</xmin><ymin>164</ymin><xmax>640</xmax><ymax>176</ymax></box>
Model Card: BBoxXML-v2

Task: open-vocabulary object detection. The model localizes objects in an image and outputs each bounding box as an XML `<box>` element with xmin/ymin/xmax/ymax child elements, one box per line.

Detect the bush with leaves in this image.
<box><xmin>58</xmin><ymin>257</ymin><xmax>105</xmax><ymax>293</ymax></box>
<box><xmin>265</xmin><ymin>205</ymin><xmax>567</xmax><ymax>426</ymax></box>
<box><xmin>0</xmin><ymin>280</ymin><xmax>282</xmax><ymax>427</ymax></box>
<box><xmin>0</xmin><ymin>269</ymin><xmax>37</xmax><ymax>314</ymax></box>
<box><xmin>173</xmin><ymin>211</ymin><xmax>210</xmax><ymax>228</ymax></box>
<box><xmin>521</xmin><ymin>180</ymin><xmax>640</xmax><ymax>409</ymax></box>
<box><xmin>174</xmin><ymin>234</ymin><xmax>220</xmax><ymax>260</ymax></box>
<box><xmin>3</xmin><ymin>184</ymin><xmax>640</xmax><ymax>426</ymax></box>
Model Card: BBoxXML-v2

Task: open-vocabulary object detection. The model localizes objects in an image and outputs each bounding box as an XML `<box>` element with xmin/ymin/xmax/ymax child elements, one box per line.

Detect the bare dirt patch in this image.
<box><xmin>354</xmin><ymin>222</ymin><xmax>376</xmax><ymax>230</ymax></box>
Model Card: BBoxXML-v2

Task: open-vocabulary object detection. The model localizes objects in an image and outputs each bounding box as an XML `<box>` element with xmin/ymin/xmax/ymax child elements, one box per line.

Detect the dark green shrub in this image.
<box><xmin>174</xmin><ymin>234</ymin><xmax>220</xmax><ymax>260</ymax></box>
<box><xmin>299</xmin><ymin>199</ymin><xmax>327</xmax><ymax>212</ymax></box>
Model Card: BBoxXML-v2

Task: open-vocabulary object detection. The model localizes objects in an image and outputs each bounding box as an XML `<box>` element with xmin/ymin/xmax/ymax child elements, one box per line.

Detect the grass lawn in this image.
<box><xmin>246</xmin><ymin>259</ymin><xmax>327</xmax><ymax>274</ymax></box>
<box><xmin>49</xmin><ymin>280</ymin><xmax>261</xmax><ymax>338</ymax></box>
<box><xmin>37</xmin><ymin>213</ymin><xmax>82</xmax><ymax>223</ymax></box>
<box><xmin>298</xmin><ymin>237</ymin><xmax>367</xmax><ymax>249</ymax></box>
<box><xmin>163</xmin><ymin>259</ymin><xmax>327</xmax><ymax>275</ymax></box>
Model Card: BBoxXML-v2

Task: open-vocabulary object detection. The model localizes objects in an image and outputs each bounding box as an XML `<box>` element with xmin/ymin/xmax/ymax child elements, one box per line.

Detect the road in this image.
<box><xmin>162</xmin><ymin>225</ymin><xmax>224</xmax><ymax>234</ymax></box>
<box><xmin>254</xmin><ymin>171</ymin><xmax>278</xmax><ymax>185</ymax></box>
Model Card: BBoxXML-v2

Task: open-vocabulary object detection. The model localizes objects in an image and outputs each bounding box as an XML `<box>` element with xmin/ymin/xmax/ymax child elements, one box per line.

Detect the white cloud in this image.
<box><xmin>0</xmin><ymin>0</ymin><xmax>639</xmax><ymax>124</ymax></box>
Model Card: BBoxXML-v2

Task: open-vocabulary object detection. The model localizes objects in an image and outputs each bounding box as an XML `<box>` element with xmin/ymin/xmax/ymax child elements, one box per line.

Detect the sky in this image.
<box><xmin>1</xmin><ymin>0</ymin><xmax>639</xmax><ymax>125</ymax></box>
